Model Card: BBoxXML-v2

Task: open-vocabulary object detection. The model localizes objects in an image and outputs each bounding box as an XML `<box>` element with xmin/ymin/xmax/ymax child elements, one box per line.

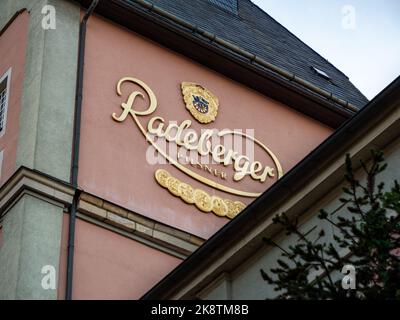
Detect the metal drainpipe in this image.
<box><xmin>66</xmin><ymin>0</ymin><xmax>99</xmax><ymax>300</ymax></box>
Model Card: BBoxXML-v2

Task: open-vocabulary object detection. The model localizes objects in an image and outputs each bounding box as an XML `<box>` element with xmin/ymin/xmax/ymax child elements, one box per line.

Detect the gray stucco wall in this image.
<box><xmin>0</xmin><ymin>0</ymin><xmax>80</xmax><ymax>299</ymax></box>
<box><xmin>0</xmin><ymin>194</ymin><xmax>64</xmax><ymax>299</ymax></box>
<box><xmin>203</xmin><ymin>139</ymin><xmax>400</xmax><ymax>299</ymax></box>
<box><xmin>0</xmin><ymin>0</ymin><xmax>80</xmax><ymax>182</ymax></box>
<box><xmin>0</xmin><ymin>199</ymin><xmax>24</xmax><ymax>299</ymax></box>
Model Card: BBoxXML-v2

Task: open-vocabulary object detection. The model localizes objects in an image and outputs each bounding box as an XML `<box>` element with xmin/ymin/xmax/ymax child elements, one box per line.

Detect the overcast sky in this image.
<box><xmin>252</xmin><ymin>0</ymin><xmax>400</xmax><ymax>100</ymax></box>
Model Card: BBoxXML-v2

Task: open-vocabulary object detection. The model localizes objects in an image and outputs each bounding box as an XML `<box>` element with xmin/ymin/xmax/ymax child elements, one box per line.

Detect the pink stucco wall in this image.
<box><xmin>0</xmin><ymin>11</ymin><xmax>29</xmax><ymax>185</ymax></box>
<box><xmin>69</xmin><ymin>218</ymin><xmax>181</xmax><ymax>299</ymax></box>
<box><xmin>78</xmin><ymin>15</ymin><xmax>333</xmax><ymax>240</ymax></box>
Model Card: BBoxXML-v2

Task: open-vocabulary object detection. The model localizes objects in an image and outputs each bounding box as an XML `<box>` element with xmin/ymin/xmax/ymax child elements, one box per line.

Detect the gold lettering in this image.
<box><xmin>266</xmin><ymin>167</ymin><xmax>275</xmax><ymax>177</ymax></box>
<box><xmin>212</xmin><ymin>144</ymin><xmax>226</xmax><ymax>163</ymax></box>
<box><xmin>112</xmin><ymin>91</ymin><xmax>143</xmax><ymax>122</ymax></box>
<box><xmin>113</xmin><ymin>76</ymin><xmax>284</xmax><ymax>198</ymax></box>
<box><xmin>183</xmin><ymin>131</ymin><xmax>198</xmax><ymax>150</ymax></box>
<box><xmin>223</xmin><ymin>149</ymin><xmax>238</xmax><ymax>166</ymax></box>
<box><xmin>175</xmin><ymin>120</ymin><xmax>191</xmax><ymax>145</ymax></box>
<box><xmin>197</xmin><ymin>129</ymin><xmax>213</xmax><ymax>156</ymax></box>
<box><xmin>221</xmin><ymin>171</ymin><xmax>227</xmax><ymax>180</ymax></box>
<box><xmin>204</xmin><ymin>165</ymin><xmax>213</xmax><ymax>174</ymax></box>
<box><xmin>250</xmin><ymin>161</ymin><xmax>263</xmax><ymax>180</ymax></box>
<box><xmin>114</xmin><ymin>77</ymin><xmax>157</xmax><ymax>121</ymax></box>
<box><xmin>148</xmin><ymin>116</ymin><xmax>165</xmax><ymax>136</ymax></box>
<box><xmin>233</xmin><ymin>155</ymin><xmax>251</xmax><ymax>181</ymax></box>
<box><xmin>164</xmin><ymin>123</ymin><xmax>180</xmax><ymax>142</ymax></box>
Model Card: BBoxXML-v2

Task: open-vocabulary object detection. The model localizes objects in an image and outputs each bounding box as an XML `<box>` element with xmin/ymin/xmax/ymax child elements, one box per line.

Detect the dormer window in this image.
<box><xmin>311</xmin><ymin>66</ymin><xmax>331</xmax><ymax>81</ymax></box>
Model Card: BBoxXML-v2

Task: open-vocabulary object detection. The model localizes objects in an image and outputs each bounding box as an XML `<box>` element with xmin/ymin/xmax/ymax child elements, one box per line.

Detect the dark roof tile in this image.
<box><xmin>142</xmin><ymin>0</ymin><xmax>368</xmax><ymax>108</ymax></box>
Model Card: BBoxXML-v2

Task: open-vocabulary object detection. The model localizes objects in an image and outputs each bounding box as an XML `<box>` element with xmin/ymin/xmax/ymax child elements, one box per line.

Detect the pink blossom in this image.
<box><xmin>390</xmin><ymin>232</ymin><xmax>400</xmax><ymax>240</ymax></box>
<box><xmin>389</xmin><ymin>247</ymin><xmax>400</xmax><ymax>258</ymax></box>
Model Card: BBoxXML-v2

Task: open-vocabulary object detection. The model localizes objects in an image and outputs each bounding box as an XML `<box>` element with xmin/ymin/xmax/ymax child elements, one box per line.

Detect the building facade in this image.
<box><xmin>0</xmin><ymin>0</ymin><xmax>384</xmax><ymax>300</ymax></box>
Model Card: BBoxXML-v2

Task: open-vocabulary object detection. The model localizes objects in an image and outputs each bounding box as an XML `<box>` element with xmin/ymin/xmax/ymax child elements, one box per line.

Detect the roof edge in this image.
<box><xmin>127</xmin><ymin>0</ymin><xmax>359</xmax><ymax>112</ymax></box>
<box><xmin>76</xmin><ymin>0</ymin><xmax>359</xmax><ymax>128</ymax></box>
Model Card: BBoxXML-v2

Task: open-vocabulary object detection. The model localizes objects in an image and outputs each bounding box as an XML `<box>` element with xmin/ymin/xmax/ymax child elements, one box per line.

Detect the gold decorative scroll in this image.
<box><xmin>155</xmin><ymin>169</ymin><xmax>246</xmax><ymax>219</ymax></box>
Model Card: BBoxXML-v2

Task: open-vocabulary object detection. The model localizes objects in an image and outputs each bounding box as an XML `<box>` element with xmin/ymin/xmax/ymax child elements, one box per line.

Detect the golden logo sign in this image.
<box><xmin>112</xmin><ymin>77</ymin><xmax>284</xmax><ymax>219</ymax></box>
<box><xmin>181</xmin><ymin>82</ymin><xmax>219</xmax><ymax>124</ymax></box>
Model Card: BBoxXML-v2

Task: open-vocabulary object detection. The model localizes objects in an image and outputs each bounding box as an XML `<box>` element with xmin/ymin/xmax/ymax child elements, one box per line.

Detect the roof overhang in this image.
<box><xmin>76</xmin><ymin>0</ymin><xmax>357</xmax><ymax>128</ymax></box>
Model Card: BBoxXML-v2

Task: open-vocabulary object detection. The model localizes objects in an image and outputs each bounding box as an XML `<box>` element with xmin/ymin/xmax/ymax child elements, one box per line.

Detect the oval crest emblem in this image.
<box><xmin>181</xmin><ymin>82</ymin><xmax>219</xmax><ymax>124</ymax></box>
